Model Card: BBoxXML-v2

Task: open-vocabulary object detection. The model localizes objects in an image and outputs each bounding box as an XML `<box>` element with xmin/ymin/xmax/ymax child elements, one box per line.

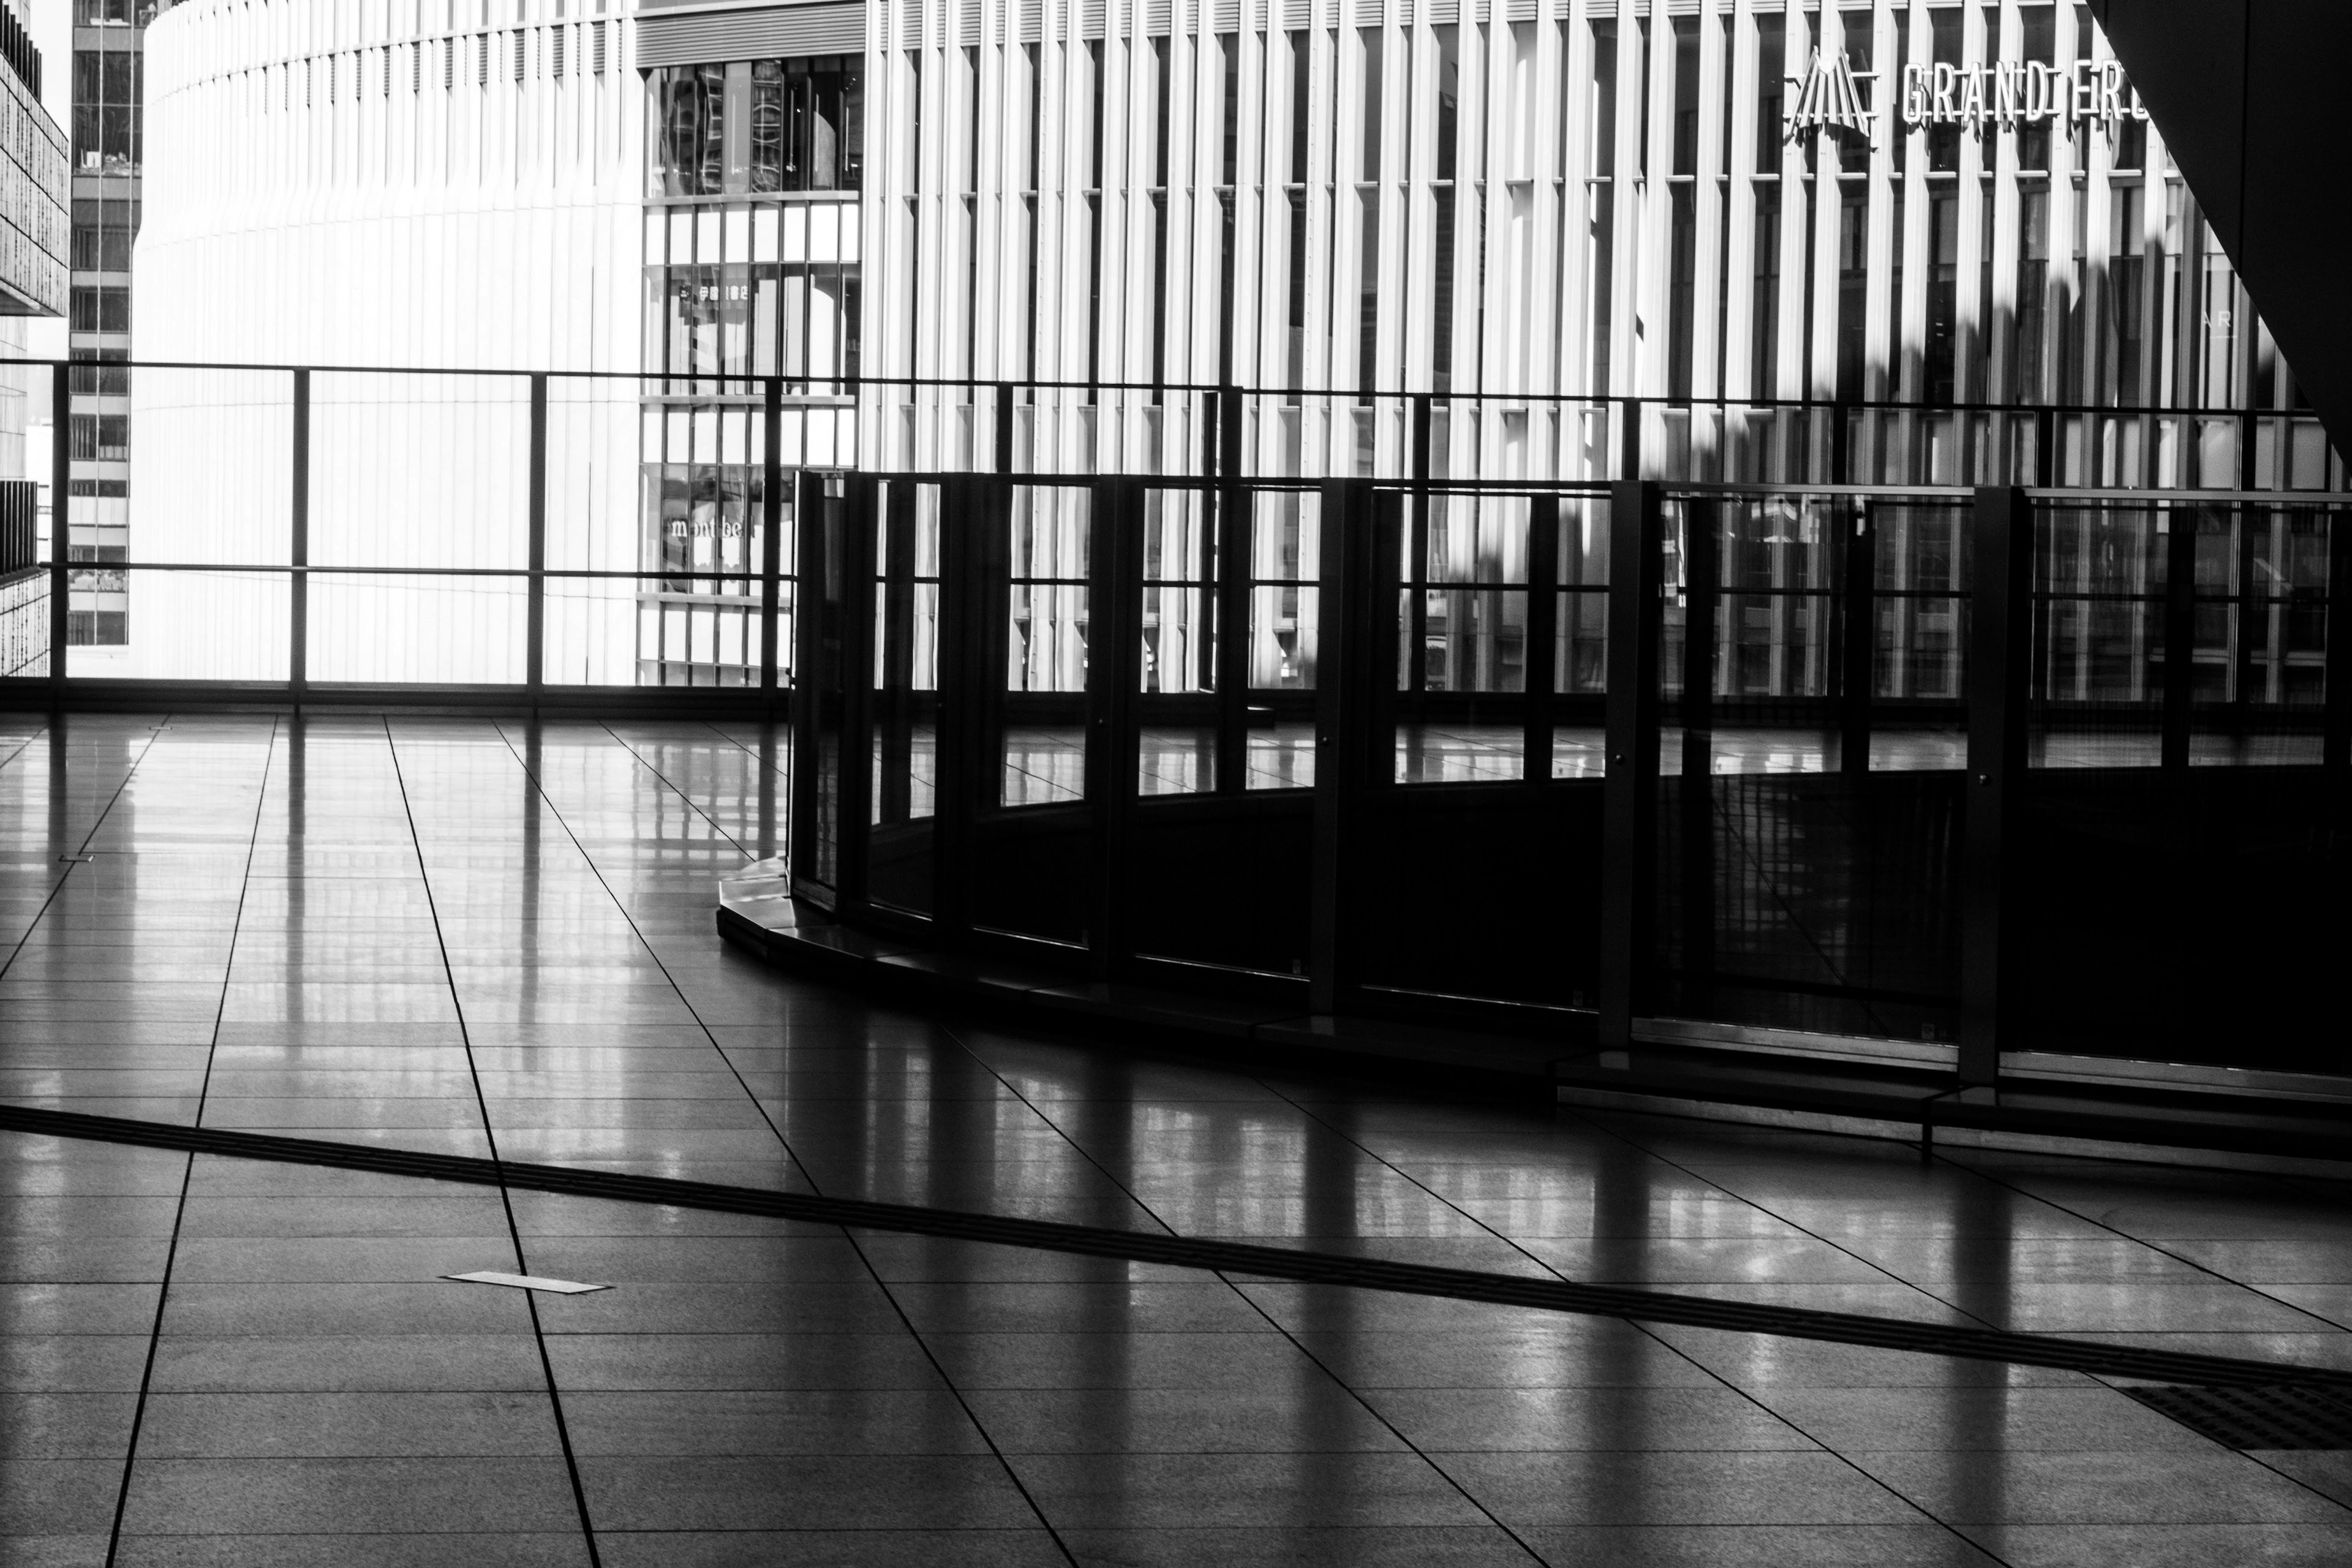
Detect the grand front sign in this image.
<box><xmin>1784</xmin><ymin>50</ymin><xmax>2147</xmax><ymax>145</ymax></box>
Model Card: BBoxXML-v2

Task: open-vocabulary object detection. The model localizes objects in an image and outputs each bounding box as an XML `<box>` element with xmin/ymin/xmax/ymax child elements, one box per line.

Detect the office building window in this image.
<box><xmin>70</xmin><ymin>285</ymin><xmax>130</xmax><ymax>333</ymax></box>
<box><xmin>72</xmin><ymin>45</ymin><xmax>141</xmax><ymax>175</ymax></box>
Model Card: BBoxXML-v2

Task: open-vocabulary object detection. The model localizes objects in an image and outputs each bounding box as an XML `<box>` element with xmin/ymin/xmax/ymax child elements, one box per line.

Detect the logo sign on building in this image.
<box><xmin>1900</xmin><ymin>58</ymin><xmax>2146</xmax><ymax>130</ymax></box>
<box><xmin>1786</xmin><ymin>50</ymin><xmax>2147</xmax><ymax>146</ymax></box>
<box><xmin>1784</xmin><ymin>50</ymin><xmax>1879</xmax><ymax>141</ymax></box>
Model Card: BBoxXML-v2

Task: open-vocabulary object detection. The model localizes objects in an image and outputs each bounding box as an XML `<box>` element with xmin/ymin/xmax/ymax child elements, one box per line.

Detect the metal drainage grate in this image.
<box><xmin>2124</xmin><ymin>1384</ymin><xmax>2352</xmax><ymax>1449</ymax></box>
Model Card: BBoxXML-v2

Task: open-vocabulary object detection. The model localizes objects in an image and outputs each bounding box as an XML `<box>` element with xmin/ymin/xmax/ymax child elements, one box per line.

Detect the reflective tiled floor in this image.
<box><xmin>6</xmin><ymin>713</ymin><xmax>2352</xmax><ymax>1565</ymax></box>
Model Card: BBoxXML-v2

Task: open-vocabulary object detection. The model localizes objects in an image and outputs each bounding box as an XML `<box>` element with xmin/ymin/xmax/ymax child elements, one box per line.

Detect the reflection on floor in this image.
<box><xmin>4</xmin><ymin>713</ymin><xmax>2351</xmax><ymax>1566</ymax></box>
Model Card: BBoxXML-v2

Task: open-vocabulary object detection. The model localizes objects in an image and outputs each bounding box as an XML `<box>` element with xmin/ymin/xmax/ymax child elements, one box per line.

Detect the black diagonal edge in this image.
<box><xmin>7</xmin><ymin>1101</ymin><xmax>2345</xmax><ymax>1390</ymax></box>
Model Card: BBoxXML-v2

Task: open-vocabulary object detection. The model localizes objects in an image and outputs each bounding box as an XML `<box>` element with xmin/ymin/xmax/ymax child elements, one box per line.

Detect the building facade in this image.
<box><xmin>0</xmin><ymin>3</ymin><xmax>69</xmax><ymax>680</ymax></box>
<box><xmin>65</xmin><ymin>0</ymin><xmax>149</xmax><ymax>651</ymax></box>
<box><xmin>130</xmin><ymin>0</ymin><xmax>644</xmax><ymax>684</ymax></box>
<box><xmin>125</xmin><ymin>0</ymin><xmax>2334</xmax><ymax>689</ymax></box>
<box><xmin>853</xmin><ymin>0</ymin><xmax>2315</xmax><ymax>489</ymax></box>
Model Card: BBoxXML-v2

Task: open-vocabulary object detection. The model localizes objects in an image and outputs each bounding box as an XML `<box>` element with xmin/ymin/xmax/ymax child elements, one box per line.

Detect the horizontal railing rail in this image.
<box><xmin>5</xmin><ymin>358</ymin><xmax>2346</xmax><ymax>712</ymax></box>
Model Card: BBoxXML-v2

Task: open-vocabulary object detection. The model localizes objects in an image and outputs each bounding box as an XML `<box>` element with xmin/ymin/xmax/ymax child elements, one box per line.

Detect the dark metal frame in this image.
<box><xmin>790</xmin><ymin>461</ymin><xmax>2352</xmax><ymax>1079</ymax></box>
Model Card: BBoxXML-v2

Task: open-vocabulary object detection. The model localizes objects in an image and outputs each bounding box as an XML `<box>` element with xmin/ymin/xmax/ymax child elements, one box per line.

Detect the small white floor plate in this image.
<box><xmin>445</xmin><ymin>1270</ymin><xmax>610</xmax><ymax>1294</ymax></box>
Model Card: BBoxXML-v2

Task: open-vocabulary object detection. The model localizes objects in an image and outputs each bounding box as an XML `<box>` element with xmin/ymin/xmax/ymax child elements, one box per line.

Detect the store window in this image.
<box><xmin>648</xmin><ymin>56</ymin><xmax>862</xmax><ymax>198</ymax></box>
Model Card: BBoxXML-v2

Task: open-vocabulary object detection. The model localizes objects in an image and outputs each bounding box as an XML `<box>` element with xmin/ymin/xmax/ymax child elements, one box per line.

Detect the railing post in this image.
<box><xmin>1308</xmin><ymin>477</ymin><xmax>1378</xmax><ymax>1016</ymax></box>
<box><xmin>759</xmin><ymin>377</ymin><xmax>784</xmax><ymax>709</ymax></box>
<box><xmin>1678</xmin><ymin>499</ymin><xmax>1721</xmax><ymax>1020</ymax></box>
<box><xmin>1088</xmin><ymin>475</ymin><xmax>1144</xmax><ymax>976</ymax></box>
<box><xmin>2160</xmin><ymin>502</ymin><xmax>2196</xmax><ymax>769</ymax></box>
<box><xmin>835</xmin><ymin>475</ymin><xmax>878</xmax><ymax>913</ymax></box>
<box><xmin>1597</xmin><ymin>479</ymin><xmax>1663</xmax><ymax>1052</ymax></box>
<box><xmin>290</xmin><ymin>368</ymin><xmax>310</xmax><ymax>706</ymax></box>
<box><xmin>1213</xmin><ymin>454</ymin><xmax>1251</xmax><ymax>795</ymax></box>
<box><xmin>787</xmin><ymin>469</ymin><xmax>829</xmax><ymax>903</ymax></box>
<box><xmin>524</xmin><ymin>372</ymin><xmax>546</xmax><ymax>701</ymax></box>
<box><xmin>931</xmin><ymin>473</ymin><xmax>1011</xmax><ymax>937</ymax></box>
<box><xmin>1522</xmin><ymin>495</ymin><xmax>1560</xmax><ymax>775</ymax></box>
<box><xmin>47</xmin><ymin>360</ymin><xmax>68</xmax><ymax>701</ymax></box>
<box><xmin>2328</xmin><ymin>510</ymin><xmax>2352</xmax><ymax>777</ymax></box>
<box><xmin>1961</xmin><ymin>484</ymin><xmax>2033</xmax><ymax>1087</ymax></box>
<box><xmin>1840</xmin><ymin>500</ymin><xmax>1875</xmax><ymax>772</ymax></box>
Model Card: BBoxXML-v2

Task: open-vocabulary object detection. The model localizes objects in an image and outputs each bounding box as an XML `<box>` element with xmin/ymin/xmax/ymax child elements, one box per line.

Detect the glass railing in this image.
<box><xmin>791</xmin><ymin>464</ymin><xmax>2352</xmax><ymax>1081</ymax></box>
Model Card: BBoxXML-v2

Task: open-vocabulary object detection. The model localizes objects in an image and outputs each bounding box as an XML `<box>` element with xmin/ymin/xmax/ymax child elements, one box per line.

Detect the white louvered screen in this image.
<box><xmin>635</xmin><ymin>4</ymin><xmax>866</xmax><ymax>66</ymax></box>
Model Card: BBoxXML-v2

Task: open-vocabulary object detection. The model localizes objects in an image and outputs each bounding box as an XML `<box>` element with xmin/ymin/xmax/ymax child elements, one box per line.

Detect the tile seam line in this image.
<box><xmin>1921</xmin><ymin>1148</ymin><xmax>2352</xmax><ymax>1515</ymax></box>
<box><xmin>483</xmin><ymin>719</ymin><xmax>816</xmax><ymax>1186</ymax></box>
<box><xmin>9</xmin><ymin>1102</ymin><xmax>2352</xmax><ymax>1393</ymax></box>
<box><xmin>100</xmin><ymin>715</ymin><xmax>284</xmax><ymax>1567</ymax></box>
<box><xmin>488</xmin><ymin>722</ymin><xmax>1082</xmax><ymax>1564</ymax></box>
<box><xmin>1238</xmin><ymin>1079</ymin><xmax>2013</xmax><ymax>1566</ymax></box>
<box><xmin>1579</xmin><ymin>1111</ymin><xmax>2352</xmax><ymax>1510</ymax></box>
<box><xmin>1924</xmin><ymin>1147</ymin><xmax>2352</xmax><ymax>1335</ymax></box>
<box><xmin>1558</xmin><ymin>1108</ymin><xmax>2029</xmax><ymax>1332</ymax></box>
<box><xmin>595</xmin><ymin>721</ymin><xmax>755</xmax><ymax>857</ymax></box>
<box><xmin>0</xmin><ymin>713</ymin><xmax>175</xmax><ymax>987</ymax></box>
<box><xmin>380</xmin><ymin>716</ymin><xmax>606</xmax><ymax>1568</ymax></box>
<box><xmin>921</xmin><ymin>1028</ymin><xmax>1555</xmax><ymax>1566</ymax></box>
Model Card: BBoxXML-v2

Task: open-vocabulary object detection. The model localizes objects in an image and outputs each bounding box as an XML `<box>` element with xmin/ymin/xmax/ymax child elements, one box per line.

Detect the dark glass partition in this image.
<box><xmin>793</xmin><ymin>467</ymin><xmax>2352</xmax><ymax>1082</ymax></box>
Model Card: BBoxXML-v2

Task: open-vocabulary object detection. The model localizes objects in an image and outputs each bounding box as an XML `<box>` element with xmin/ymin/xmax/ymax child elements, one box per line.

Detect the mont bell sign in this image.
<box><xmin>1784</xmin><ymin>48</ymin><xmax>2148</xmax><ymax>145</ymax></box>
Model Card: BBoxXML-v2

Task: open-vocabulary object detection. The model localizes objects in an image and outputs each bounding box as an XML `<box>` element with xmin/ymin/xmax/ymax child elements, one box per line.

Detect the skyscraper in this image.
<box><xmin>65</xmin><ymin>0</ymin><xmax>147</xmax><ymax>652</ymax></box>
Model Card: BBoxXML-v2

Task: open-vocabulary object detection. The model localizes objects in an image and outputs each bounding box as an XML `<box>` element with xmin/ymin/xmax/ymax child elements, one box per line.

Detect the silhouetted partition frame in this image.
<box><xmin>785</xmin><ymin>467</ymin><xmax>2348</xmax><ymax>1082</ymax></box>
<box><xmin>1961</xmin><ymin>486</ymin><xmax>2030</xmax><ymax>1085</ymax></box>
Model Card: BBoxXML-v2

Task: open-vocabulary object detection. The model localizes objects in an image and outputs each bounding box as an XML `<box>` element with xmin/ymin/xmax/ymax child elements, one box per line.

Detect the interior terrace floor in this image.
<box><xmin>4</xmin><ymin>711</ymin><xmax>2352</xmax><ymax>1567</ymax></box>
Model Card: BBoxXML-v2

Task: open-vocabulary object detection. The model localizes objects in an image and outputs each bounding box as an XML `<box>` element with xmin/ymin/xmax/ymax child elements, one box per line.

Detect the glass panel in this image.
<box><xmin>2031</xmin><ymin>502</ymin><xmax>2163</xmax><ymax>767</ymax></box>
<box><xmin>1246</xmin><ymin>486</ymin><xmax>1319</xmax><ymax>790</ymax></box>
<box><xmin>1139</xmin><ymin>486</ymin><xmax>1215</xmax><ymax>794</ymax></box>
<box><xmin>119</xmin><ymin>567</ymin><xmax>292</xmax><ymax>682</ymax></box>
<box><xmin>1001</xmin><ymin>483</ymin><xmax>1090</xmax><ymax>807</ymax></box>
<box><xmin>309</xmin><ymin>572</ymin><xmax>526</xmax><ymax>684</ymax></box>
<box><xmin>1870</xmin><ymin>502</ymin><xmax>1969</xmax><ymax>772</ymax></box>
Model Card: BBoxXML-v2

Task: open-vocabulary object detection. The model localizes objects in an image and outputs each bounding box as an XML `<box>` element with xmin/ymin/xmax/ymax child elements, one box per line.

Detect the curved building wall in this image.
<box><xmin>127</xmin><ymin>0</ymin><xmax>645</xmax><ymax>684</ymax></box>
<box><xmin>860</xmin><ymin>0</ymin><xmax>2318</xmax><ymax>488</ymax></box>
